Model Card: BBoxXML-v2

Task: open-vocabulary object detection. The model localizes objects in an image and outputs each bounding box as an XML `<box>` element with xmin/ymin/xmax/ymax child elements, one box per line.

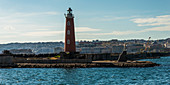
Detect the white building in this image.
<box><xmin>9</xmin><ymin>49</ymin><xmax>34</xmax><ymax>54</ymax></box>
<box><xmin>80</xmin><ymin>47</ymin><xmax>93</xmax><ymax>54</ymax></box>
<box><xmin>78</xmin><ymin>47</ymin><xmax>112</xmax><ymax>54</ymax></box>
<box><xmin>112</xmin><ymin>45</ymin><xmax>124</xmax><ymax>53</ymax></box>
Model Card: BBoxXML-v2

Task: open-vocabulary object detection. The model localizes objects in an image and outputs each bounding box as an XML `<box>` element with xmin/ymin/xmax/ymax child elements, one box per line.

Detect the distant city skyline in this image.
<box><xmin>0</xmin><ymin>0</ymin><xmax>170</xmax><ymax>43</ymax></box>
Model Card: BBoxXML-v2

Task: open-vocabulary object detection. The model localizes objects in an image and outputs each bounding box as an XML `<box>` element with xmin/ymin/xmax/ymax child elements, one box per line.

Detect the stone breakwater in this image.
<box><xmin>14</xmin><ymin>61</ymin><xmax>159</xmax><ymax>68</ymax></box>
<box><xmin>1</xmin><ymin>52</ymin><xmax>166</xmax><ymax>68</ymax></box>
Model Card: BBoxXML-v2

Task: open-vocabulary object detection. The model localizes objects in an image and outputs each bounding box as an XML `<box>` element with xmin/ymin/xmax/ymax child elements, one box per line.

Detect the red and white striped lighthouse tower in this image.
<box><xmin>64</xmin><ymin>8</ymin><xmax>76</xmax><ymax>52</ymax></box>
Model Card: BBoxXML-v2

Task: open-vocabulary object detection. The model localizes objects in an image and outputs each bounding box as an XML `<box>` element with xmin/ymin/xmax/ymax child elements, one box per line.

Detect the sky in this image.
<box><xmin>0</xmin><ymin>0</ymin><xmax>170</xmax><ymax>43</ymax></box>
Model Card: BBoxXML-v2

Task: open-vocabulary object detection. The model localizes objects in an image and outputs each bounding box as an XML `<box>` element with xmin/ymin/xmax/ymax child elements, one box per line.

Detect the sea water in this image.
<box><xmin>0</xmin><ymin>56</ymin><xmax>170</xmax><ymax>85</ymax></box>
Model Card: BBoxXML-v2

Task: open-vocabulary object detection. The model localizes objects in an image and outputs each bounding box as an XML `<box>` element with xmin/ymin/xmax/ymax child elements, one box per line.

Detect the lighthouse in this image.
<box><xmin>64</xmin><ymin>8</ymin><xmax>76</xmax><ymax>52</ymax></box>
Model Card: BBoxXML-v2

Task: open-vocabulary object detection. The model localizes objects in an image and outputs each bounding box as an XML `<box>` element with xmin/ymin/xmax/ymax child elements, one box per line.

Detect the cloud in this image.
<box><xmin>144</xmin><ymin>25</ymin><xmax>170</xmax><ymax>31</ymax></box>
<box><xmin>0</xmin><ymin>12</ymin><xmax>60</xmax><ymax>27</ymax></box>
<box><xmin>14</xmin><ymin>12</ymin><xmax>59</xmax><ymax>17</ymax></box>
<box><xmin>3</xmin><ymin>25</ymin><xmax>16</xmax><ymax>30</ymax></box>
<box><xmin>22</xmin><ymin>31</ymin><xmax>64</xmax><ymax>37</ymax></box>
<box><xmin>0</xmin><ymin>35</ymin><xmax>17</xmax><ymax>39</ymax></box>
<box><xmin>105</xmin><ymin>25</ymin><xmax>170</xmax><ymax>35</ymax></box>
<box><xmin>75</xmin><ymin>27</ymin><xmax>101</xmax><ymax>32</ymax></box>
<box><xmin>21</xmin><ymin>27</ymin><xmax>100</xmax><ymax>37</ymax></box>
<box><xmin>0</xmin><ymin>11</ymin><xmax>60</xmax><ymax>24</ymax></box>
<box><xmin>77</xmin><ymin>30</ymin><xmax>139</xmax><ymax>36</ymax></box>
<box><xmin>111</xmin><ymin>31</ymin><xmax>139</xmax><ymax>35</ymax></box>
<box><xmin>129</xmin><ymin>14</ymin><xmax>170</xmax><ymax>33</ymax></box>
<box><xmin>110</xmin><ymin>25</ymin><xmax>170</xmax><ymax>35</ymax></box>
<box><xmin>131</xmin><ymin>15</ymin><xmax>170</xmax><ymax>26</ymax></box>
<box><xmin>0</xmin><ymin>25</ymin><xmax>19</xmax><ymax>34</ymax></box>
<box><xmin>93</xmin><ymin>16</ymin><xmax>138</xmax><ymax>22</ymax></box>
<box><xmin>77</xmin><ymin>25</ymin><xmax>170</xmax><ymax>36</ymax></box>
<box><xmin>101</xmin><ymin>17</ymin><xmax>129</xmax><ymax>21</ymax></box>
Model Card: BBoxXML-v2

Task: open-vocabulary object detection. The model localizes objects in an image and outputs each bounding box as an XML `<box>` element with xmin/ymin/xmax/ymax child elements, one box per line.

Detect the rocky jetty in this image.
<box><xmin>14</xmin><ymin>60</ymin><xmax>159</xmax><ymax>68</ymax></box>
<box><xmin>0</xmin><ymin>51</ymin><xmax>164</xmax><ymax>68</ymax></box>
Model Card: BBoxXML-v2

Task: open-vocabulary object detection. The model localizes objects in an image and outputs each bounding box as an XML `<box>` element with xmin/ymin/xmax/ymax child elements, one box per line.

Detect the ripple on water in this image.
<box><xmin>0</xmin><ymin>56</ymin><xmax>170</xmax><ymax>84</ymax></box>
